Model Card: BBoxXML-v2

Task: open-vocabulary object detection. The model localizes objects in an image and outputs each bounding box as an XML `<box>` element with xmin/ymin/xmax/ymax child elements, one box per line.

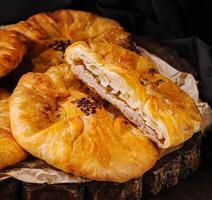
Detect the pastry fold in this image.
<box><xmin>4</xmin><ymin>9</ymin><xmax>130</xmax><ymax>73</ymax></box>
<box><xmin>5</xmin><ymin>9</ymin><xmax>129</xmax><ymax>46</ymax></box>
<box><xmin>10</xmin><ymin>64</ymin><xmax>159</xmax><ymax>183</ymax></box>
<box><xmin>65</xmin><ymin>41</ymin><xmax>202</xmax><ymax>149</ymax></box>
<box><xmin>0</xmin><ymin>30</ymin><xmax>27</xmax><ymax>77</ymax></box>
<box><xmin>0</xmin><ymin>88</ymin><xmax>27</xmax><ymax>169</ymax></box>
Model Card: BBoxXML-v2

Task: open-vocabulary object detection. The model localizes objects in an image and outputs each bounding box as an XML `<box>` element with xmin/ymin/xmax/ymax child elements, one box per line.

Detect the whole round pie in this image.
<box><xmin>9</xmin><ymin>64</ymin><xmax>159</xmax><ymax>183</ymax></box>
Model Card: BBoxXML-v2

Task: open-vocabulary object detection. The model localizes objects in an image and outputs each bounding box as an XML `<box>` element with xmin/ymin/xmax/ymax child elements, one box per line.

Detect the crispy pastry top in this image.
<box><xmin>9</xmin><ymin>64</ymin><xmax>159</xmax><ymax>182</ymax></box>
<box><xmin>0</xmin><ymin>88</ymin><xmax>27</xmax><ymax>169</ymax></box>
<box><xmin>0</xmin><ymin>29</ymin><xmax>27</xmax><ymax>77</ymax></box>
<box><xmin>3</xmin><ymin>9</ymin><xmax>130</xmax><ymax>73</ymax></box>
<box><xmin>5</xmin><ymin>10</ymin><xmax>129</xmax><ymax>45</ymax></box>
<box><xmin>65</xmin><ymin>41</ymin><xmax>203</xmax><ymax>148</ymax></box>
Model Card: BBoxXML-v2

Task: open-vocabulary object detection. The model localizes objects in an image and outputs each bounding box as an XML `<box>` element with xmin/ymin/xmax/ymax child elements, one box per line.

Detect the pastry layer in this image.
<box><xmin>3</xmin><ymin>9</ymin><xmax>130</xmax><ymax>73</ymax></box>
<box><xmin>0</xmin><ymin>88</ymin><xmax>27</xmax><ymax>169</ymax></box>
<box><xmin>10</xmin><ymin>64</ymin><xmax>159</xmax><ymax>183</ymax></box>
<box><xmin>0</xmin><ymin>30</ymin><xmax>27</xmax><ymax>77</ymax></box>
<box><xmin>65</xmin><ymin>41</ymin><xmax>202</xmax><ymax>149</ymax></box>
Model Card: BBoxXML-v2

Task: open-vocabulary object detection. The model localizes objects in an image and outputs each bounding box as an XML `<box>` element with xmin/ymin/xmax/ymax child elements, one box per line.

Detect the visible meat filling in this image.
<box><xmin>72</xmin><ymin>59</ymin><xmax>165</xmax><ymax>144</ymax></box>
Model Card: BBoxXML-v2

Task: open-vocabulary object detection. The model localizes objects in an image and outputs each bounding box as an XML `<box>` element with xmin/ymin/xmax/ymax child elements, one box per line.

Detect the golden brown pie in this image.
<box><xmin>0</xmin><ymin>88</ymin><xmax>27</xmax><ymax>169</ymax></box>
<box><xmin>4</xmin><ymin>10</ymin><xmax>130</xmax><ymax>73</ymax></box>
<box><xmin>65</xmin><ymin>41</ymin><xmax>203</xmax><ymax>149</ymax></box>
<box><xmin>10</xmin><ymin>64</ymin><xmax>159</xmax><ymax>183</ymax></box>
<box><xmin>0</xmin><ymin>29</ymin><xmax>27</xmax><ymax>77</ymax></box>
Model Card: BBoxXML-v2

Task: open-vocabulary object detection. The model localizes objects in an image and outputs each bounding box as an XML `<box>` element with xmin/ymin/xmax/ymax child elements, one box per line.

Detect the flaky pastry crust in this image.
<box><xmin>10</xmin><ymin>64</ymin><xmax>159</xmax><ymax>183</ymax></box>
<box><xmin>0</xmin><ymin>30</ymin><xmax>27</xmax><ymax>77</ymax></box>
<box><xmin>65</xmin><ymin>41</ymin><xmax>203</xmax><ymax>149</ymax></box>
<box><xmin>4</xmin><ymin>10</ymin><xmax>130</xmax><ymax>73</ymax></box>
<box><xmin>0</xmin><ymin>88</ymin><xmax>27</xmax><ymax>169</ymax></box>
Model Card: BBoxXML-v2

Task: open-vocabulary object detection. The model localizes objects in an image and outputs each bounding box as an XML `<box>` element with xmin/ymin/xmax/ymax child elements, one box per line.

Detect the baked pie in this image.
<box><xmin>4</xmin><ymin>10</ymin><xmax>130</xmax><ymax>73</ymax></box>
<box><xmin>65</xmin><ymin>41</ymin><xmax>202</xmax><ymax>149</ymax></box>
<box><xmin>10</xmin><ymin>64</ymin><xmax>159</xmax><ymax>183</ymax></box>
<box><xmin>0</xmin><ymin>88</ymin><xmax>27</xmax><ymax>169</ymax></box>
<box><xmin>0</xmin><ymin>29</ymin><xmax>27</xmax><ymax>77</ymax></box>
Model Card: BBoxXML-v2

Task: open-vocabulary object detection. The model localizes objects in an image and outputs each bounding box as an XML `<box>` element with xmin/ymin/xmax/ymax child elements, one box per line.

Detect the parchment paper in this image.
<box><xmin>0</xmin><ymin>158</ymin><xmax>89</xmax><ymax>184</ymax></box>
<box><xmin>0</xmin><ymin>45</ymin><xmax>211</xmax><ymax>184</ymax></box>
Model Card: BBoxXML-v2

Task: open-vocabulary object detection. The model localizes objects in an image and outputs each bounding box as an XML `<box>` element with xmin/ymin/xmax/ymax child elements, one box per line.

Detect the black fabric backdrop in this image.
<box><xmin>0</xmin><ymin>0</ymin><xmax>211</xmax><ymax>106</ymax></box>
<box><xmin>0</xmin><ymin>0</ymin><xmax>211</xmax><ymax>105</ymax></box>
<box><xmin>0</xmin><ymin>0</ymin><xmax>212</xmax><ymax>162</ymax></box>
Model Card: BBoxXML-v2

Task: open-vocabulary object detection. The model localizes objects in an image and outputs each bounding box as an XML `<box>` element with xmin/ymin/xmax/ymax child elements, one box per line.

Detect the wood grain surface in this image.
<box><xmin>146</xmin><ymin>165</ymin><xmax>212</xmax><ymax>200</ymax></box>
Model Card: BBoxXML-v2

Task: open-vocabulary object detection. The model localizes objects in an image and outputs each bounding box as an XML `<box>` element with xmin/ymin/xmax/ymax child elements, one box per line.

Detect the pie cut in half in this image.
<box><xmin>65</xmin><ymin>41</ymin><xmax>203</xmax><ymax>149</ymax></box>
<box><xmin>10</xmin><ymin>64</ymin><xmax>159</xmax><ymax>183</ymax></box>
<box><xmin>0</xmin><ymin>29</ymin><xmax>27</xmax><ymax>77</ymax></box>
<box><xmin>0</xmin><ymin>88</ymin><xmax>27</xmax><ymax>169</ymax></box>
<box><xmin>4</xmin><ymin>9</ymin><xmax>130</xmax><ymax>73</ymax></box>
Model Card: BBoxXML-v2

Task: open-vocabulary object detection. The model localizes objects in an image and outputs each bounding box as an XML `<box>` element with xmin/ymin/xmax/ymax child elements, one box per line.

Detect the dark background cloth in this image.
<box><xmin>0</xmin><ymin>0</ymin><xmax>212</xmax><ymax>164</ymax></box>
<box><xmin>0</xmin><ymin>0</ymin><xmax>211</xmax><ymax>106</ymax></box>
